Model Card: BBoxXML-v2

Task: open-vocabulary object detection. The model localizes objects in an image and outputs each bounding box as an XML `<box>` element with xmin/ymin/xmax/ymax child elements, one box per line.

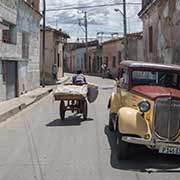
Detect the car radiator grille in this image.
<box><xmin>154</xmin><ymin>98</ymin><xmax>180</xmax><ymax>141</ymax></box>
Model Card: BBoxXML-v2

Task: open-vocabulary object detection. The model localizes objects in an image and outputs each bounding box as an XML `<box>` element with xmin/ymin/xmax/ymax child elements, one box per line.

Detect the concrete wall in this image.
<box><xmin>76</xmin><ymin>48</ymin><xmax>86</xmax><ymax>72</ymax></box>
<box><xmin>103</xmin><ymin>40</ymin><xmax>124</xmax><ymax>77</ymax></box>
<box><xmin>102</xmin><ymin>36</ymin><xmax>144</xmax><ymax>77</ymax></box>
<box><xmin>0</xmin><ymin>0</ymin><xmax>41</xmax><ymax>101</ymax></box>
<box><xmin>40</xmin><ymin>29</ymin><xmax>65</xmax><ymax>84</ymax></box>
<box><xmin>141</xmin><ymin>0</ymin><xmax>180</xmax><ymax>64</ymax></box>
<box><xmin>19</xmin><ymin>1</ymin><xmax>41</xmax><ymax>90</ymax></box>
<box><xmin>0</xmin><ymin>1</ymin><xmax>18</xmax><ymax>101</ymax></box>
<box><xmin>40</xmin><ymin>31</ymin><xmax>54</xmax><ymax>84</ymax></box>
<box><xmin>127</xmin><ymin>38</ymin><xmax>144</xmax><ymax>61</ymax></box>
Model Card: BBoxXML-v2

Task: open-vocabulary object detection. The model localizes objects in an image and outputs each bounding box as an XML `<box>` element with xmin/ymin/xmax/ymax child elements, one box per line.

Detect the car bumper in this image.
<box><xmin>122</xmin><ymin>136</ymin><xmax>180</xmax><ymax>148</ymax></box>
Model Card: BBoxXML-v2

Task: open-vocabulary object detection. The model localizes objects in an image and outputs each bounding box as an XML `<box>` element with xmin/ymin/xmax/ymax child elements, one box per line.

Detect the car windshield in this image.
<box><xmin>132</xmin><ymin>70</ymin><xmax>180</xmax><ymax>90</ymax></box>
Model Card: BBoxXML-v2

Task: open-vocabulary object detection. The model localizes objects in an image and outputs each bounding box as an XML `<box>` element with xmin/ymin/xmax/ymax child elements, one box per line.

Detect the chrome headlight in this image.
<box><xmin>138</xmin><ymin>100</ymin><xmax>151</xmax><ymax>113</ymax></box>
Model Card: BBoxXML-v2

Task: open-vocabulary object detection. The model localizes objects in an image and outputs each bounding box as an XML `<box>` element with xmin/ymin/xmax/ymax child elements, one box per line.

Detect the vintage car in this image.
<box><xmin>108</xmin><ymin>61</ymin><xmax>180</xmax><ymax>160</ymax></box>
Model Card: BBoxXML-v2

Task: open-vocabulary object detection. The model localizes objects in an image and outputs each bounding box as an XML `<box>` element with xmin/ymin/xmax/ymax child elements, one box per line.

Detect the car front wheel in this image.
<box><xmin>116</xmin><ymin>131</ymin><xmax>128</xmax><ymax>160</ymax></box>
<box><xmin>109</xmin><ymin>113</ymin><xmax>114</xmax><ymax>131</ymax></box>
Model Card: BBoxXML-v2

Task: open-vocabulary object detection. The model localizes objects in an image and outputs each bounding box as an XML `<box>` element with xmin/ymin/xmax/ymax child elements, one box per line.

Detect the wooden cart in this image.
<box><xmin>54</xmin><ymin>92</ymin><xmax>88</xmax><ymax>121</ymax></box>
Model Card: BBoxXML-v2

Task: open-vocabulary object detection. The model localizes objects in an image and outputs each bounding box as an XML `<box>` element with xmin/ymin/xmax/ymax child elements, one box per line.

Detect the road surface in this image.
<box><xmin>0</xmin><ymin>75</ymin><xmax>180</xmax><ymax>180</ymax></box>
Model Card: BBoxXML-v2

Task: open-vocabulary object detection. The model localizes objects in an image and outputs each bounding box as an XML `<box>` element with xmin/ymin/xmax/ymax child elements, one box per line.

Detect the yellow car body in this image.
<box><xmin>108</xmin><ymin>61</ymin><xmax>180</xmax><ymax>159</ymax></box>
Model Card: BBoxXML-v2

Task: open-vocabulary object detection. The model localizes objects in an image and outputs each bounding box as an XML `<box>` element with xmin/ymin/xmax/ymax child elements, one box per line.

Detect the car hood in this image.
<box><xmin>131</xmin><ymin>85</ymin><xmax>180</xmax><ymax>100</ymax></box>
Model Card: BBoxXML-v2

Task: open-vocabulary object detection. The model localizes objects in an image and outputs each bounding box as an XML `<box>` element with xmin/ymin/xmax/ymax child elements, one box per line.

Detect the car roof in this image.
<box><xmin>120</xmin><ymin>60</ymin><xmax>180</xmax><ymax>72</ymax></box>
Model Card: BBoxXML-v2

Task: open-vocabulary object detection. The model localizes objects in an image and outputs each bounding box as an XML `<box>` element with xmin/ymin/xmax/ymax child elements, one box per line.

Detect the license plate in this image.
<box><xmin>159</xmin><ymin>146</ymin><xmax>180</xmax><ymax>155</ymax></box>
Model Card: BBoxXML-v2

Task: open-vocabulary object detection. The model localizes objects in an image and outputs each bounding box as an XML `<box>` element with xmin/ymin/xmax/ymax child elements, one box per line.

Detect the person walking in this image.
<box><xmin>101</xmin><ymin>63</ymin><xmax>107</xmax><ymax>78</ymax></box>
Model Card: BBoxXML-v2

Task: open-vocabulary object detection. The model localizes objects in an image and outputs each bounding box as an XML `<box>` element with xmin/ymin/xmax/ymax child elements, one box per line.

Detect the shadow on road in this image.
<box><xmin>46</xmin><ymin>115</ymin><xmax>93</xmax><ymax>127</ymax></box>
<box><xmin>104</xmin><ymin>125</ymin><xmax>180</xmax><ymax>173</ymax></box>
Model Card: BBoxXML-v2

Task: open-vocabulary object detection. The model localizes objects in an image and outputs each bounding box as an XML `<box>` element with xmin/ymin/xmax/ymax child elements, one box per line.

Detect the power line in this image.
<box><xmin>46</xmin><ymin>2</ymin><xmax>141</xmax><ymax>12</ymax></box>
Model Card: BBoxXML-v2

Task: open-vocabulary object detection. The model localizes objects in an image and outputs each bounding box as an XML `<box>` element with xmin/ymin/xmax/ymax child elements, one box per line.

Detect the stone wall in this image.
<box><xmin>141</xmin><ymin>0</ymin><xmax>180</xmax><ymax>65</ymax></box>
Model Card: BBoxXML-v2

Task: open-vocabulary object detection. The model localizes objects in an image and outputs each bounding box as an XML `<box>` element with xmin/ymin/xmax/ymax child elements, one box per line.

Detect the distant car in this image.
<box><xmin>108</xmin><ymin>61</ymin><xmax>180</xmax><ymax>160</ymax></box>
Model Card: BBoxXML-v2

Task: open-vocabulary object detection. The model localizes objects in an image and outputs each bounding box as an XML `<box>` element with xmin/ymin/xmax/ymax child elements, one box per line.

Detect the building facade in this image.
<box><xmin>102</xmin><ymin>32</ymin><xmax>143</xmax><ymax>77</ymax></box>
<box><xmin>65</xmin><ymin>41</ymin><xmax>100</xmax><ymax>74</ymax></box>
<box><xmin>0</xmin><ymin>0</ymin><xmax>41</xmax><ymax>101</ymax></box>
<box><xmin>139</xmin><ymin>0</ymin><xmax>180</xmax><ymax>64</ymax></box>
<box><xmin>40</xmin><ymin>26</ymin><xmax>69</xmax><ymax>84</ymax></box>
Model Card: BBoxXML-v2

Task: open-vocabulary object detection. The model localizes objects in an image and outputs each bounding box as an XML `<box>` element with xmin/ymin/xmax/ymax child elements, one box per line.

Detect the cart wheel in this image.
<box><xmin>82</xmin><ymin>100</ymin><xmax>88</xmax><ymax>120</ymax></box>
<box><xmin>60</xmin><ymin>100</ymin><xmax>65</xmax><ymax>120</ymax></box>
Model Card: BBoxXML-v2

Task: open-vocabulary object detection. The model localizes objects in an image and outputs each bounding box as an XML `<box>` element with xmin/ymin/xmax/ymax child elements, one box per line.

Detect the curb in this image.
<box><xmin>0</xmin><ymin>76</ymin><xmax>69</xmax><ymax>123</ymax></box>
<box><xmin>0</xmin><ymin>103</ymin><xmax>26</xmax><ymax>123</ymax></box>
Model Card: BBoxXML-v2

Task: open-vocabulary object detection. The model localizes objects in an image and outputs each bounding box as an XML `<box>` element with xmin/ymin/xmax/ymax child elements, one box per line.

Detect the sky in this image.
<box><xmin>42</xmin><ymin>0</ymin><xmax>142</xmax><ymax>42</ymax></box>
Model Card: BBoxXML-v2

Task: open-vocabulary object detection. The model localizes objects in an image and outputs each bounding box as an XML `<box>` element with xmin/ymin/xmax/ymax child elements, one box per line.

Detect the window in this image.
<box><xmin>149</xmin><ymin>26</ymin><xmax>153</xmax><ymax>53</ymax></box>
<box><xmin>118</xmin><ymin>51</ymin><xmax>122</xmax><ymax>64</ymax></box>
<box><xmin>22</xmin><ymin>32</ymin><xmax>29</xmax><ymax>59</ymax></box>
<box><xmin>2</xmin><ymin>21</ymin><xmax>17</xmax><ymax>44</ymax></box>
<box><xmin>106</xmin><ymin>57</ymin><xmax>109</xmax><ymax>66</ymax></box>
<box><xmin>112</xmin><ymin>56</ymin><xmax>116</xmax><ymax>68</ymax></box>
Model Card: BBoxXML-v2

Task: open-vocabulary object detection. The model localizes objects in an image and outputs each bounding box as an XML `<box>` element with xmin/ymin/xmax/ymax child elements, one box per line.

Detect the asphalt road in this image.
<box><xmin>0</xmin><ymin>75</ymin><xmax>180</xmax><ymax>180</ymax></box>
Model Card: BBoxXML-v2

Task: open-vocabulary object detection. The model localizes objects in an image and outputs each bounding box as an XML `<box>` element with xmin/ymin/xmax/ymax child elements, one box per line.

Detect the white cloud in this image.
<box><xmin>43</xmin><ymin>0</ymin><xmax>142</xmax><ymax>41</ymax></box>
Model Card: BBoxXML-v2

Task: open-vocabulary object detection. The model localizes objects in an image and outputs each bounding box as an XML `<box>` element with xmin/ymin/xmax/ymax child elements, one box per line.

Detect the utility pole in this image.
<box><xmin>123</xmin><ymin>0</ymin><xmax>128</xmax><ymax>60</ymax></box>
<box><xmin>84</xmin><ymin>11</ymin><xmax>88</xmax><ymax>73</ymax></box>
<box><xmin>42</xmin><ymin>0</ymin><xmax>46</xmax><ymax>87</ymax></box>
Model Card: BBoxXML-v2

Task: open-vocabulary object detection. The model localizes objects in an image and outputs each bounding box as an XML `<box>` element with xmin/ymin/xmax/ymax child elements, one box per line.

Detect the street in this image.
<box><xmin>0</xmin><ymin>75</ymin><xmax>180</xmax><ymax>180</ymax></box>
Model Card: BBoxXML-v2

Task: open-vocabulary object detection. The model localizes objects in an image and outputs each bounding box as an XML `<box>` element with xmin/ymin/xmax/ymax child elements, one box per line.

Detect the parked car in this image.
<box><xmin>108</xmin><ymin>61</ymin><xmax>180</xmax><ymax>160</ymax></box>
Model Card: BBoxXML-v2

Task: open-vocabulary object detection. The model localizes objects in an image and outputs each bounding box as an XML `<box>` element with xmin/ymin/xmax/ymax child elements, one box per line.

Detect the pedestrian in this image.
<box><xmin>52</xmin><ymin>64</ymin><xmax>58</xmax><ymax>81</ymax></box>
<box><xmin>72</xmin><ymin>70</ymin><xmax>87</xmax><ymax>85</ymax></box>
<box><xmin>101</xmin><ymin>63</ymin><xmax>107</xmax><ymax>78</ymax></box>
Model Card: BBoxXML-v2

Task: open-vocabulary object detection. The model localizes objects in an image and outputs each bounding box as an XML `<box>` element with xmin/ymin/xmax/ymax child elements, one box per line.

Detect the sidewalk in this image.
<box><xmin>0</xmin><ymin>76</ymin><xmax>70</xmax><ymax>123</ymax></box>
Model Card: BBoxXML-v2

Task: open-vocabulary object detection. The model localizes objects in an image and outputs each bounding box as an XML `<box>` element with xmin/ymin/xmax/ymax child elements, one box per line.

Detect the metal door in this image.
<box><xmin>6</xmin><ymin>61</ymin><xmax>17</xmax><ymax>100</ymax></box>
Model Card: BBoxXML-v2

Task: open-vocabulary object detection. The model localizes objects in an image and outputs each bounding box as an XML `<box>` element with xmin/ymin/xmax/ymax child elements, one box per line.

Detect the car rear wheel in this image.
<box><xmin>60</xmin><ymin>100</ymin><xmax>65</xmax><ymax>120</ymax></box>
<box><xmin>116</xmin><ymin>131</ymin><xmax>128</xmax><ymax>160</ymax></box>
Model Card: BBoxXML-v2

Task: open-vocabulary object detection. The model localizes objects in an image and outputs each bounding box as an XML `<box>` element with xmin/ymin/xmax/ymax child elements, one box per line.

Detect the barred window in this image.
<box><xmin>22</xmin><ymin>32</ymin><xmax>29</xmax><ymax>59</ymax></box>
<box><xmin>2</xmin><ymin>21</ymin><xmax>17</xmax><ymax>44</ymax></box>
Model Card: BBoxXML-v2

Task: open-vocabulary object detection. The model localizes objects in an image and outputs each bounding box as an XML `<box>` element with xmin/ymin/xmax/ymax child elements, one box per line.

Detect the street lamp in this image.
<box><xmin>114</xmin><ymin>8</ymin><xmax>124</xmax><ymax>16</ymax></box>
<box><xmin>114</xmin><ymin>0</ymin><xmax>128</xmax><ymax>60</ymax></box>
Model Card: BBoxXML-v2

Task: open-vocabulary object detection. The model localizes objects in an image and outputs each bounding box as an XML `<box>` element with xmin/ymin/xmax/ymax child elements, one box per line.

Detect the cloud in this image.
<box><xmin>44</xmin><ymin>0</ymin><xmax>142</xmax><ymax>41</ymax></box>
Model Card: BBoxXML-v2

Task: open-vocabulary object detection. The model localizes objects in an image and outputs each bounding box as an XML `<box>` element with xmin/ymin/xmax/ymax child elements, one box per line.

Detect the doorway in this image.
<box><xmin>5</xmin><ymin>61</ymin><xmax>18</xmax><ymax>100</ymax></box>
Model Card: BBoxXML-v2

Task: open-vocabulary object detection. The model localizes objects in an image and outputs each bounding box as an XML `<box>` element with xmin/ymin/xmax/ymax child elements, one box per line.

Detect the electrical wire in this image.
<box><xmin>46</xmin><ymin>2</ymin><xmax>141</xmax><ymax>12</ymax></box>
